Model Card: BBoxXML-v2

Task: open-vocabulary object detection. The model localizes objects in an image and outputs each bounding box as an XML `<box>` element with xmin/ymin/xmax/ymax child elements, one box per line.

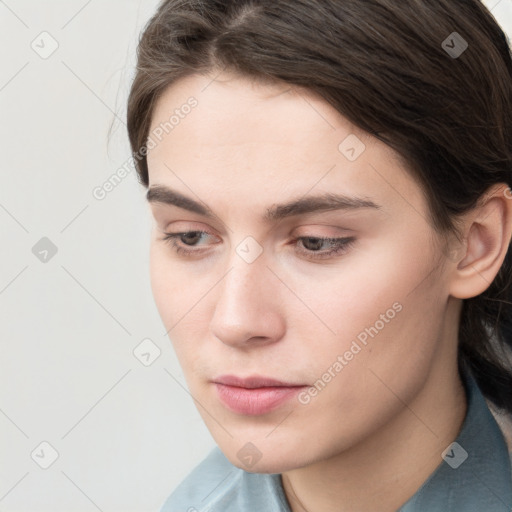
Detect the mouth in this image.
<box><xmin>212</xmin><ymin>374</ymin><xmax>309</xmax><ymax>415</ymax></box>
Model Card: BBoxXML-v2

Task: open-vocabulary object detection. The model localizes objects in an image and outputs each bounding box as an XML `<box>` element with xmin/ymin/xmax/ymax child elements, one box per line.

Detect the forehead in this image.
<box><xmin>146</xmin><ymin>72</ymin><xmax>428</xmax><ymax>224</ymax></box>
<box><xmin>148</xmin><ymin>71</ymin><xmax>367</xmax><ymax>161</ymax></box>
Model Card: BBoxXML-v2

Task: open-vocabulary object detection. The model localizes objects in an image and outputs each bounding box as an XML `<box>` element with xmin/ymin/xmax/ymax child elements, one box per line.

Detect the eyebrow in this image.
<box><xmin>146</xmin><ymin>185</ymin><xmax>381</xmax><ymax>222</ymax></box>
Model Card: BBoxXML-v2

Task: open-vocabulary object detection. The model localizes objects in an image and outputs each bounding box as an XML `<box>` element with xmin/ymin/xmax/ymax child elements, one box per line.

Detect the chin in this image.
<box><xmin>217</xmin><ymin>437</ymin><xmax>320</xmax><ymax>474</ymax></box>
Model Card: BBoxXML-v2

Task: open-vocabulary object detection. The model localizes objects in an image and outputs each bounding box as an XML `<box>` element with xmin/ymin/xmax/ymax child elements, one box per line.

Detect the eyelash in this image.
<box><xmin>161</xmin><ymin>230</ymin><xmax>355</xmax><ymax>260</ymax></box>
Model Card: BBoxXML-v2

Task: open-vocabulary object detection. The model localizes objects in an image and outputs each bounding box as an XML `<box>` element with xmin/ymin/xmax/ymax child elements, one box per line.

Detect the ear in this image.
<box><xmin>449</xmin><ymin>184</ymin><xmax>512</xmax><ymax>299</ymax></box>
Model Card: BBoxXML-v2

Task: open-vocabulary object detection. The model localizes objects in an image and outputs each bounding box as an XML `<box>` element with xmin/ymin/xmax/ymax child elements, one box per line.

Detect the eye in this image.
<box><xmin>161</xmin><ymin>230</ymin><xmax>217</xmax><ymax>256</ymax></box>
<box><xmin>160</xmin><ymin>230</ymin><xmax>355</xmax><ymax>261</ymax></box>
<box><xmin>294</xmin><ymin>236</ymin><xmax>355</xmax><ymax>260</ymax></box>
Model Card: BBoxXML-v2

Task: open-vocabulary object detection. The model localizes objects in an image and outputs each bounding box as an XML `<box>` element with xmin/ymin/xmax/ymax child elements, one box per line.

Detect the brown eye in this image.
<box><xmin>161</xmin><ymin>230</ymin><xmax>216</xmax><ymax>256</ymax></box>
<box><xmin>295</xmin><ymin>236</ymin><xmax>355</xmax><ymax>260</ymax></box>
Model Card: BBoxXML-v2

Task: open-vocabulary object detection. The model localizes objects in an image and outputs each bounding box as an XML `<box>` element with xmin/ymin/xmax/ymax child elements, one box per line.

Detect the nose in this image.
<box><xmin>209</xmin><ymin>252</ymin><xmax>286</xmax><ymax>349</ymax></box>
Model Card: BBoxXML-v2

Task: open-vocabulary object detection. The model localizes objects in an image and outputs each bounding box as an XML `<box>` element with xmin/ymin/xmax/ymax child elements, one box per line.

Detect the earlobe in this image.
<box><xmin>449</xmin><ymin>184</ymin><xmax>512</xmax><ymax>300</ymax></box>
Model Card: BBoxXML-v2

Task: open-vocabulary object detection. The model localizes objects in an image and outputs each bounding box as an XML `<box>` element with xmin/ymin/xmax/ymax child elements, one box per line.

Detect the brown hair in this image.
<box><xmin>127</xmin><ymin>0</ymin><xmax>512</xmax><ymax>412</ymax></box>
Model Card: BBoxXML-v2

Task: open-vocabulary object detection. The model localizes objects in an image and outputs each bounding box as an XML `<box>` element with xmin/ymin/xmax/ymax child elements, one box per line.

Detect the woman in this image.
<box><xmin>127</xmin><ymin>1</ymin><xmax>512</xmax><ymax>510</ymax></box>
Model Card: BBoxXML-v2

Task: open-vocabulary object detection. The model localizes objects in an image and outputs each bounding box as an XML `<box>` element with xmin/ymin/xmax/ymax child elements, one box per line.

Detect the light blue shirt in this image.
<box><xmin>161</xmin><ymin>371</ymin><xmax>512</xmax><ymax>511</ymax></box>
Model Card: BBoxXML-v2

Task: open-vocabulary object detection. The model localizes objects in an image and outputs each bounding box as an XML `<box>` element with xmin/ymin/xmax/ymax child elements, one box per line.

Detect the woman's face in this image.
<box><xmin>146</xmin><ymin>72</ymin><xmax>457</xmax><ymax>473</ymax></box>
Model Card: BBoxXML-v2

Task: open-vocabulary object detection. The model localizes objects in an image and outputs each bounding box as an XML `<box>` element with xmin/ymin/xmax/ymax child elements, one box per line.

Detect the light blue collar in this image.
<box><xmin>398</xmin><ymin>370</ymin><xmax>512</xmax><ymax>511</ymax></box>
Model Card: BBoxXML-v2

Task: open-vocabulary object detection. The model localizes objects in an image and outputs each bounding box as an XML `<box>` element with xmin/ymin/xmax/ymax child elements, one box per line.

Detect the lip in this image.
<box><xmin>212</xmin><ymin>374</ymin><xmax>308</xmax><ymax>415</ymax></box>
<box><xmin>213</xmin><ymin>374</ymin><xmax>305</xmax><ymax>388</ymax></box>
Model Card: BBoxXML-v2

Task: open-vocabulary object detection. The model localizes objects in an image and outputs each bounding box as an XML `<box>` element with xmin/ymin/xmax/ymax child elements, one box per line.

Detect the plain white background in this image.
<box><xmin>0</xmin><ymin>1</ymin><xmax>511</xmax><ymax>511</ymax></box>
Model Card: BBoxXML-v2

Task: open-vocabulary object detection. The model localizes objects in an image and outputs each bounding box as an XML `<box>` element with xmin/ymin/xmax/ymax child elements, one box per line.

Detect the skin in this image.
<box><xmin>146</xmin><ymin>71</ymin><xmax>512</xmax><ymax>512</ymax></box>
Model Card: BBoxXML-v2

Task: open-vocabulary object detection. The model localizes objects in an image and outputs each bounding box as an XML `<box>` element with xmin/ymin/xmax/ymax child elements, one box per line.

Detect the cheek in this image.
<box><xmin>291</xmin><ymin>240</ymin><xmax>421</xmax><ymax>340</ymax></box>
<box><xmin>149</xmin><ymin>242</ymin><xmax>216</xmax><ymax>362</ymax></box>
<box><xmin>149</xmin><ymin>243</ymin><xmax>175</xmax><ymax>321</ymax></box>
<box><xmin>149</xmin><ymin>243</ymin><xmax>197</xmax><ymax>338</ymax></box>
<box><xmin>298</xmin><ymin>234</ymin><xmax>444</xmax><ymax>384</ymax></box>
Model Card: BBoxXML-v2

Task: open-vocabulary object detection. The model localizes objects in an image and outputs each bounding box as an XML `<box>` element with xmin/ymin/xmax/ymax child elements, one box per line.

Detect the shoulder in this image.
<box><xmin>159</xmin><ymin>446</ymin><xmax>291</xmax><ymax>512</ymax></box>
<box><xmin>399</xmin><ymin>373</ymin><xmax>512</xmax><ymax>511</ymax></box>
<box><xmin>159</xmin><ymin>446</ymin><xmax>237</xmax><ymax>512</ymax></box>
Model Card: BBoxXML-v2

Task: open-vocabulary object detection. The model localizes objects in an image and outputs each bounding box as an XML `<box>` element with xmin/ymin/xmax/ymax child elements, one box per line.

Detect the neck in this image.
<box><xmin>281</xmin><ymin>363</ymin><xmax>467</xmax><ymax>512</ymax></box>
